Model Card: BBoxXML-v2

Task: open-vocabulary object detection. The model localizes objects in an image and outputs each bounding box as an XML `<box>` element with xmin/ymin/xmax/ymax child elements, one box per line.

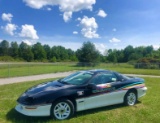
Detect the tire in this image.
<box><xmin>124</xmin><ymin>90</ymin><xmax>137</xmax><ymax>106</ymax></box>
<box><xmin>50</xmin><ymin>99</ymin><xmax>74</xmax><ymax>120</ymax></box>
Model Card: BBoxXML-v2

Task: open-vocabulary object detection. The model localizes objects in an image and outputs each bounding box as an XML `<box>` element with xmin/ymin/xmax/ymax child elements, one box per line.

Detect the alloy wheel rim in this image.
<box><xmin>54</xmin><ymin>102</ymin><xmax>71</xmax><ymax>120</ymax></box>
<box><xmin>127</xmin><ymin>92</ymin><xmax>136</xmax><ymax>105</ymax></box>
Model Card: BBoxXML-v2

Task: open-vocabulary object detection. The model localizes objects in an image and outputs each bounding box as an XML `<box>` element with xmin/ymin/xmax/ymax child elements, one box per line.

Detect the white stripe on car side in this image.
<box><xmin>76</xmin><ymin>90</ymin><xmax>127</xmax><ymax>111</ymax></box>
<box><xmin>76</xmin><ymin>87</ymin><xmax>147</xmax><ymax>112</ymax></box>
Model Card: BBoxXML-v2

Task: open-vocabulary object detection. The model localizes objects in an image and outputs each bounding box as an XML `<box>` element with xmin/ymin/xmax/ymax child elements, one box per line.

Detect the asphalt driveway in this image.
<box><xmin>0</xmin><ymin>71</ymin><xmax>74</xmax><ymax>85</ymax></box>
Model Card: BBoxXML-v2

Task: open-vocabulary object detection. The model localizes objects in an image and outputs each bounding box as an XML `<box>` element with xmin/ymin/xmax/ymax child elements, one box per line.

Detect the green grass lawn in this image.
<box><xmin>0</xmin><ymin>77</ymin><xmax>160</xmax><ymax>123</ymax></box>
<box><xmin>0</xmin><ymin>63</ymin><xmax>160</xmax><ymax>78</ymax></box>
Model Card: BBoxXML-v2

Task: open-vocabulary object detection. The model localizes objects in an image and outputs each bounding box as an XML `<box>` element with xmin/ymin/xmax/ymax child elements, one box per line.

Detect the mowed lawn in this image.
<box><xmin>0</xmin><ymin>77</ymin><xmax>160</xmax><ymax>123</ymax></box>
<box><xmin>0</xmin><ymin>63</ymin><xmax>160</xmax><ymax>78</ymax></box>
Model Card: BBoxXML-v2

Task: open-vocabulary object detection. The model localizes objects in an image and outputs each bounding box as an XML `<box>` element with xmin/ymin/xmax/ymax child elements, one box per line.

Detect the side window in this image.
<box><xmin>90</xmin><ymin>73</ymin><xmax>118</xmax><ymax>85</ymax></box>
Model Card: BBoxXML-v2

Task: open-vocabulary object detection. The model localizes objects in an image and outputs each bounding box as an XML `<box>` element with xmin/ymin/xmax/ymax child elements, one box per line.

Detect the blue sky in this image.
<box><xmin>0</xmin><ymin>0</ymin><xmax>160</xmax><ymax>54</ymax></box>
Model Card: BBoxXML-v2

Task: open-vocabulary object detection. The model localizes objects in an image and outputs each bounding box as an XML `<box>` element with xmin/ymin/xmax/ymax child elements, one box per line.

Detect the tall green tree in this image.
<box><xmin>67</xmin><ymin>49</ymin><xmax>77</xmax><ymax>61</ymax></box>
<box><xmin>25</xmin><ymin>47</ymin><xmax>34</xmax><ymax>62</ymax></box>
<box><xmin>9</xmin><ymin>42</ymin><xmax>19</xmax><ymax>58</ymax></box>
<box><xmin>19</xmin><ymin>42</ymin><xmax>28</xmax><ymax>58</ymax></box>
<box><xmin>19</xmin><ymin>42</ymin><xmax>34</xmax><ymax>61</ymax></box>
<box><xmin>144</xmin><ymin>46</ymin><xmax>153</xmax><ymax>56</ymax></box>
<box><xmin>76</xmin><ymin>41</ymin><xmax>100</xmax><ymax>64</ymax></box>
<box><xmin>51</xmin><ymin>46</ymin><xmax>68</xmax><ymax>61</ymax></box>
<box><xmin>43</xmin><ymin>44</ymin><xmax>51</xmax><ymax>60</ymax></box>
<box><xmin>0</xmin><ymin>40</ymin><xmax>9</xmax><ymax>56</ymax></box>
<box><xmin>32</xmin><ymin>42</ymin><xmax>46</xmax><ymax>61</ymax></box>
<box><xmin>123</xmin><ymin>45</ymin><xmax>134</xmax><ymax>62</ymax></box>
<box><xmin>116</xmin><ymin>50</ymin><xmax>124</xmax><ymax>62</ymax></box>
<box><xmin>107</xmin><ymin>50</ymin><xmax>117</xmax><ymax>63</ymax></box>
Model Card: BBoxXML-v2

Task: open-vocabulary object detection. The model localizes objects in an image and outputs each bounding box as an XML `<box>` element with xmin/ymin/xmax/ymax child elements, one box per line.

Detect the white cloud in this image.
<box><xmin>79</xmin><ymin>16</ymin><xmax>99</xmax><ymax>39</ymax></box>
<box><xmin>47</xmin><ymin>7</ymin><xmax>52</xmax><ymax>11</ymax></box>
<box><xmin>2</xmin><ymin>13</ymin><xmax>13</xmax><ymax>22</ymax></box>
<box><xmin>73</xmin><ymin>31</ymin><xmax>78</xmax><ymax>34</ymax></box>
<box><xmin>112</xmin><ymin>28</ymin><xmax>117</xmax><ymax>32</ymax></box>
<box><xmin>2</xmin><ymin>23</ymin><xmax>17</xmax><ymax>36</ymax></box>
<box><xmin>97</xmin><ymin>9</ymin><xmax>107</xmax><ymax>18</ymax></box>
<box><xmin>94</xmin><ymin>43</ymin><xmax>107</xmax><ymax>54</ymax></box>
<box><xmin>1</xmin><ymin>13</ymin><xmax>17</xmax><ymax>36</ymax></box>
<box><xmin>109</xmin><ymin>37</ymin><xmax>121</xmax><ymax>43</ymax></box>
<box><xmin>153</xmin><ymin>45</ymin><xmax>160</xmax><ymax>50</ymax></box>
<box><xmin>19</xmin><ymin>24</ymin><xmax>39</xmax><ymax>40</ymax></box>
<box><xmin>63</xmin><ymin>11</ymin><xmax>72</xmax><ymax>22</ymax></box>
<box><xmin>77</xmin><ymin>17</ymin><xmax>81</xmax><ymax>21</ymax></box>
<box><xmin>22</xmin><ymin>39</ymin><xmax>32</xmax><ymax>45</ymax></box>
<box><xmin>23</xmin><ymin>0</ymin><xmax>96</xmax><ymax>22</ymax></box>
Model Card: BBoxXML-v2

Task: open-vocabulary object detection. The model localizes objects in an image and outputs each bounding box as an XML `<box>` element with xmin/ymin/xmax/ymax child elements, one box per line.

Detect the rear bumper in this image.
<box><xmin>137</xmin><ymin>87</ymin><xmax>147</xmax><ymax>98</ymax></box>
<box><xmin>15</xmin><ymin>103</ymin><xmax>51</xmax><ymax>116</ymax></box>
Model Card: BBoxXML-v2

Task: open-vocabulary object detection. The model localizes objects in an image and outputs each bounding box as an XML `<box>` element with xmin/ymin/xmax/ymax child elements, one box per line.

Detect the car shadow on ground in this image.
<box><xmin>6</xmin><ymin>101</ymin><xmax>141</xmax><ymax>123</ymax></box>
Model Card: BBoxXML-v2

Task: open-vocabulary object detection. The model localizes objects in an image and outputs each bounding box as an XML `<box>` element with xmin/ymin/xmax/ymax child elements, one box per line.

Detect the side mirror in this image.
<box><xmin>87</xmin><ymin>83</ymin><xmax>96</xmax><ymax>90</ymax></box>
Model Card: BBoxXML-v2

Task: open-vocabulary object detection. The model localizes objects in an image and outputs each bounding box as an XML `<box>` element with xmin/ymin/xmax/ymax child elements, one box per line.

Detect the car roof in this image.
<box><xmin>81</xmin><ymin>69</ymin><xmax>113</xmax><ymax>74</ymax></box>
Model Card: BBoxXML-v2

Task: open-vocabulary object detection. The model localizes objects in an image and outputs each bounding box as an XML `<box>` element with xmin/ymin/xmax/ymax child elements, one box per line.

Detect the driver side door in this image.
<box><xmin>83</xmin><ymin>72</ymin><xmax>118</xmax><ymax>110</ymax></box>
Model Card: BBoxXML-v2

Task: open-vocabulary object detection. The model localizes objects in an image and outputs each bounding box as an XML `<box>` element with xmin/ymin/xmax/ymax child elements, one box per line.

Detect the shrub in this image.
<box><xmin>0</xmin><ymin>56</ymin><xmax>14</xmax><ymax>62</ymax></box>
<box><xmin>50</xmin><ymin>57</ymin><xmax>57</xmax><ymax>62</ymax></box>
<box><xmin>135</xmin><ymin>58</ymin><xmax>160</xmax><ymax>69</ymax></box>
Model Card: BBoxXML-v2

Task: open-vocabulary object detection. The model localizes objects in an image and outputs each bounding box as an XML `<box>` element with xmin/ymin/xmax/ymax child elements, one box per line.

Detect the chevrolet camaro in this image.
<box><xmin>15</xmin><ymin>70</ymin><xmax>147</xmax><ymax>120</ymax></box>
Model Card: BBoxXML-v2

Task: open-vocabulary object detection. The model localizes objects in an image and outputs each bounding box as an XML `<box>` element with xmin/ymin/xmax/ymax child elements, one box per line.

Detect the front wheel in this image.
<box><xmin>50</xmin><ymin>99</ymin><xmax>74</xmax><ymax>120</ymax></box>
<box><xmin>124</xmin><ymin>91</ymin><xmax>137</xmax><ymax>106</ymax></box>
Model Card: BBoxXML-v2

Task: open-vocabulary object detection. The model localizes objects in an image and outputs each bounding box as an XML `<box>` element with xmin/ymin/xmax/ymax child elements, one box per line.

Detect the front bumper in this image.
<box><xmin>15</xmin><ymin>103</ymin><xmax>52</xmax><ymax>116</ymax></box>
<box><xmin>137</xmin><ymin>86</ymin><xmax>147</xmax><ymax>98</ymax></box>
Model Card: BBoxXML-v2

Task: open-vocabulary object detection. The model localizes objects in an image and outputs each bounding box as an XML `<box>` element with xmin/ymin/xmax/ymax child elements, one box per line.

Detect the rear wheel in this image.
<box><xmin>51</xmin><ymin>99</ymin><xmax>74</xmax><ymax>120</ymax></box>
<box><xmin>124</xmin><ymin>91</ymin><xmax>137</xmax><ymax>106</ymax></box>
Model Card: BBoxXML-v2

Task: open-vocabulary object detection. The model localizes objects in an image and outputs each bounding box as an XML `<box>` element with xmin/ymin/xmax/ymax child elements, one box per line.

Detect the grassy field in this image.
<box><xmin>0</xmin><ymin>77</ymin><xmax>160</xmax><ymax>123</ymax></box>
<box><xmin>0</xmin><ymin>63</ymin><xmax>160</xmax><ymax>78</ymax></box>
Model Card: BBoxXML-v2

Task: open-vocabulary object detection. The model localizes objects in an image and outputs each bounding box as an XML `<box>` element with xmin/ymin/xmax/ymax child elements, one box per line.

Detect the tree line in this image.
<box><xmin>106</xmin><ymin>45</ymin><xmax>160</xmax><ymax>69</ymax></box>
<box><xmin>106</xmin><ymin>45</ymin><xmax>160</xmax><ymax>63</ymax></box>
<box><xmin>0</xmin><ymin>40</ymin><xmax>77</xmax><ymax>62</ymax></box>
<box><xmin>0</xmin><ymin>40</ymin><xmax>160</xmax><ymax>66</ymax></box>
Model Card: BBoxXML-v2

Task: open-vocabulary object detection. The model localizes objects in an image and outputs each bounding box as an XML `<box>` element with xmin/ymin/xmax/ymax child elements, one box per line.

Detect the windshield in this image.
<box><xmin>60</xmin><ymin>71</ymin><xmax>94</xmax><ymax>85</ymax></box>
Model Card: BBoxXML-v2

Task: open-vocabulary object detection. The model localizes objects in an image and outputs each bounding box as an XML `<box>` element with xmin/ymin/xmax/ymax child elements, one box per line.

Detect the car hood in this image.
<box><xmin>17</xmin><ymin>80</ymin><xmax>75</xmax><ymax>105</ymax></box>
<box><xmin>24</xmin><ymin>80</ymin><xmax>72</xmax><ymax>96</ymax></box>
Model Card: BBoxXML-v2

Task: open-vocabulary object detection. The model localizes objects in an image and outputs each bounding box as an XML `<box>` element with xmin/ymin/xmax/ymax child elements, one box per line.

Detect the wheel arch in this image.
<box><xmin>128</xmin><ymin>88</ymin><xmax>137</xmax><ymax>94</ymax></box>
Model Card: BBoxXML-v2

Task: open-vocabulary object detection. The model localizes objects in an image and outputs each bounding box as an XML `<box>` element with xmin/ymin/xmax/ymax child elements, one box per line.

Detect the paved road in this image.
<box><xmin>0</xmin><ymin>71</ymin><xmax>160</xmax><ymax>85</ymax></box>
<box><xmin>0</xmin><ymin>71</ymin><xmax>74</xmax><ymax>85</ymax></box>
